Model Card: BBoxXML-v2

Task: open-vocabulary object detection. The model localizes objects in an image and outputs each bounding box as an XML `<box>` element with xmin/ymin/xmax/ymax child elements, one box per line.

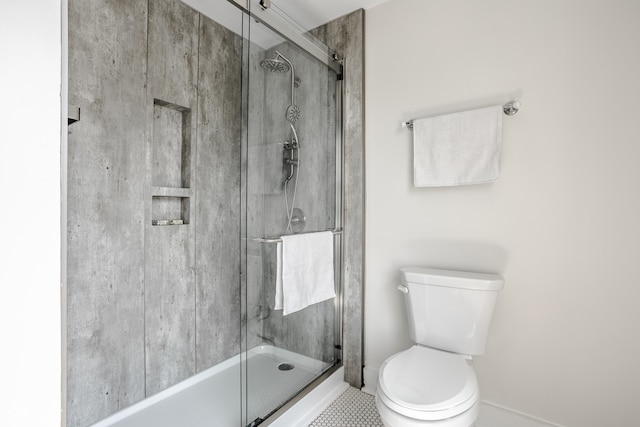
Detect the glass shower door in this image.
<box><xmin>242</xmin><ymin>3</ymin><xmax>343</xmax><ymax>425</ymax></box>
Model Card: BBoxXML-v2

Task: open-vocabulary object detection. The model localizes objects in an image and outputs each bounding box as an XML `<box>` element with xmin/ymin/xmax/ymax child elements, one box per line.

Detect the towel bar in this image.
<box><xmin>254</xmin><ymin>229</ymin><xmax>342</xmax><ymax>243</ymax></box>
<box><xmin>402</xmin><ymin>101</ymin><xmax>521</xmax><ymax>131</ymax></box>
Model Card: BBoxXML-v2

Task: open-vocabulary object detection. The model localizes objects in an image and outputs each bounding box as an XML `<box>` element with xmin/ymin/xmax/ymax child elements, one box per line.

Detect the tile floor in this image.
<box><xmin>308</xmin><ymin>387</ymin><xmax>384</xmax><ymax>427</ymax></box>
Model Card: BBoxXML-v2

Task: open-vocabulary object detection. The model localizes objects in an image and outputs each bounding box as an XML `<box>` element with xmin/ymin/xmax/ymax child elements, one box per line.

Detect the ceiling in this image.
<box><xmin>271</xmin><ymin>0</ymin><xmax>391</xmax><ymax>30</ymax></box>
<box><xmin>184</xmin><ymin>0</ymin><xmax>390</xmax><ymax>50</ymax></box>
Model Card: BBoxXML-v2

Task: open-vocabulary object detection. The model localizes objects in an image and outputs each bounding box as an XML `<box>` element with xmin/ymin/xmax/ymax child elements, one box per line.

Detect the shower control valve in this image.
<box><xmin>284</xmin><ymin>140</ymin><xmax>298</xmax><ymax>150</ymax></box>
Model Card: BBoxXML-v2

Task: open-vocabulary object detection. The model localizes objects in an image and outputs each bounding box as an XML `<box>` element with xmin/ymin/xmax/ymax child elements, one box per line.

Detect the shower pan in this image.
<box><xmin>65</xmin><ymin>0</ymin><xmax>343</xmax><ymax>426</ymax></box>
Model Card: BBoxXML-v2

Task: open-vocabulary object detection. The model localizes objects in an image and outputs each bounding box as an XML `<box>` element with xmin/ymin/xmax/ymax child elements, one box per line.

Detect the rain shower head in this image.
<box><xmin>260</xmin><ymin>51</ymin><xmax>295</xmax><ymax>74</ymax></box>
<box><xmin>260</xmin><ymin>54</ymin><xmax>290</xmax><ymax>73</ymax></box>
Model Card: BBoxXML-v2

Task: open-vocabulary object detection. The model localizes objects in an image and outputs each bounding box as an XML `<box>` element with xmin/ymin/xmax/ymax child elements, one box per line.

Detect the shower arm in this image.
<box><xmin>275</xmin><ymin>51</ymin><xmax>295</xmax><ymax>104</ymax></box>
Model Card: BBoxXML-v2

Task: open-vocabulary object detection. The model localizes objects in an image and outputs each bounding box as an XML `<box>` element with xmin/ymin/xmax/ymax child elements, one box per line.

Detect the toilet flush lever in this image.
<box><xmin>397</xmin><ymin>284</ymin><xmax>409</xmax><ymax>294</ymax></box>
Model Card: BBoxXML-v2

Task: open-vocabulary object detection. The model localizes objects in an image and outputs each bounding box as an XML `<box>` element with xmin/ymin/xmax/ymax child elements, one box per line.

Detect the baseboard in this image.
<box><xmin>359</xmin><ymin>365</ymin><xmax>563</xmax><ymax>427</ymax></box>
<box><xmin>476</xmin><ymin>401</ymin><xmax>565</xmax><ymax>427</ymax></box>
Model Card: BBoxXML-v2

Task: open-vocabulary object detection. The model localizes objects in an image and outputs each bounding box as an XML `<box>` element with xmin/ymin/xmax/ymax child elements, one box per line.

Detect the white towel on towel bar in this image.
<box><xmin>413</xmin><ymin>105</ymin><xmax>503</xmax><ymax>187</ymax></box>
<box><xmin>275</xmin><ymin>231</ymin><xmax>335</xmax><ymax>316</ymax></box>
<box><xmin>275</xmin><ymin>241</ymin><xmax>284</xmax><ymax>310</ymax></box>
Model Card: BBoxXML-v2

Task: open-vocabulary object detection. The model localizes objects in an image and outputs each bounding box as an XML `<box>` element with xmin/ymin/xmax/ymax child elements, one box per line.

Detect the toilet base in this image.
<box><xmin>375</xmin><ymin>393</ymin><xmax>479</xmax><ymax>427</ymax></box>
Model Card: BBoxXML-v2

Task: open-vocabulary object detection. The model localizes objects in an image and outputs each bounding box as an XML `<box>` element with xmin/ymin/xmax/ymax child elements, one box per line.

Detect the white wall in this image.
<box><xmin>365</xmin><ymin>0</ymin><xmax>640</xmax><ymax>426</ymax></box>
<box><xmin>0</xmin><ymin>1</ymin><xmax>62</xmax><ymax>426</ymax></box>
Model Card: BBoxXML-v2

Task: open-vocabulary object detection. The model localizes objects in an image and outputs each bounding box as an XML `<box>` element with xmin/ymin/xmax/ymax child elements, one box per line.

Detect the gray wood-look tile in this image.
<box><xmin>194</xmin><ymin>14</ymin><xmax>244</xmax><ymax>370</ymax></box>
<box><xmin>144</xmin><ymin>0</ymin><xmax>199</xmax><ymax>396</ymax></box>
<box><xmin>67</xmin><ymin>0</ymin><xmax>148</xmax><ymax>425</ymax></box>
<box><xmin>313</xmin><ymin>10</ymin><xmax>366</xmax><ymax>388</ymax></box>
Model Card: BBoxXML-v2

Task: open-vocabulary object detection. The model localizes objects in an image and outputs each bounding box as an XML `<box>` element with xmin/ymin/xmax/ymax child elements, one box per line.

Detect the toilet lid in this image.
<box><xmin>378</xmin><ymin>345</ymin><xmax>478</xmax><ymax>419</ymax></box>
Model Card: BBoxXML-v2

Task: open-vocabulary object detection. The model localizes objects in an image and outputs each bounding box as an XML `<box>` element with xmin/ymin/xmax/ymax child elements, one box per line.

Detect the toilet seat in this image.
<box><xmin>377</xmin><ymin>345</ymin><xmax>478</xmax><ymax>421</ymax></box>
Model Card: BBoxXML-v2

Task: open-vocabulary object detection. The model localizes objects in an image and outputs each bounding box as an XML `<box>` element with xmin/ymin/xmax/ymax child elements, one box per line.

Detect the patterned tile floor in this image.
<box><xmin>309</xmin><ymin>387</ymin><xmax>384</xmax><ymax>427</ymax></box>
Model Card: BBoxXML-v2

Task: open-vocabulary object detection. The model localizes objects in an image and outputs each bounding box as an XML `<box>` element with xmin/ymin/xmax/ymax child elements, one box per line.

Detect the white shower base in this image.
<box><xmin>90</xmin><ymin>345</ymin><xmax>330</xmax><ymax>427</ymax></box>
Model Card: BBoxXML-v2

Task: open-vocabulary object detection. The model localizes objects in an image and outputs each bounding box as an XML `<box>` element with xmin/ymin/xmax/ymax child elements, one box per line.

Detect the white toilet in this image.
<box><xmin>375</xmin><ymin>267</ymin><xmax>504</xmax><ymax>427</ymax></box>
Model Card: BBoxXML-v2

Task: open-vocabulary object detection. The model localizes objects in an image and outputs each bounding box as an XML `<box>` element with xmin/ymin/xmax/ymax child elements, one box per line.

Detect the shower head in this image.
<box><xmin>261</xmin><ymin>51</ymin><xmax>300</xmax><ymax>123</ymax></box>
<box><xmin>260</xmin><ymin>55</ymin><xmax>290</xmax><ymax>73</ymax></box>
<box><xmin>260</xmin><ymin>51</ymin><xmax>295</xmax><ymax>74</ymax></box>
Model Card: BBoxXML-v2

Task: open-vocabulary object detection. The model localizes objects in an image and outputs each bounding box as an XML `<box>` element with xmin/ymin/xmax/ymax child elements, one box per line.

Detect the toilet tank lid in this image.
<box><xmin>400</xmin><ymin>267</ymin><xmax>504</xmax><ymax>291</ymax></box>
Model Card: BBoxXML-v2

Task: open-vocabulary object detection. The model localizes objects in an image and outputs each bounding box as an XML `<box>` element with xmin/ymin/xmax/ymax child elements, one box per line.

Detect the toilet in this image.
<box><xmin>375</xmin><ymin>267</ymin><xmax>504</xmax><ymax>427</ymax></box>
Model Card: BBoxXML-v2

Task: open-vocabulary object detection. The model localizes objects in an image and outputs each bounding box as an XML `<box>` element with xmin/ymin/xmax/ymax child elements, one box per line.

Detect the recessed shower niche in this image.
<box><xmin>151</xmin><ymin>99</ymin><xmax>193</xmax><ymax>226</ymax></box>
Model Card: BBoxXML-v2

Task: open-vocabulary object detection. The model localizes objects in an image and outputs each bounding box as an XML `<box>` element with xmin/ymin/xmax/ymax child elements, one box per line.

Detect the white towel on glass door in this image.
<box><xmin>413</xmin><ymin>105</ymin><xmax>503</xmax><ymax>187</ymax></box>
<box><xmin>279</xmin><ymin>231</ymin><xmax>335</xmax><ymax>316</ymax></box>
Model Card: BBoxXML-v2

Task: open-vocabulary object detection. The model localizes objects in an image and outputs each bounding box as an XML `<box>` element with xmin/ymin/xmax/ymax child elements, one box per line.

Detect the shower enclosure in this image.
<box><xmin>65</xmin><ymin>0</ymin><xmax>343</xmax><ymax>425</ymax></box>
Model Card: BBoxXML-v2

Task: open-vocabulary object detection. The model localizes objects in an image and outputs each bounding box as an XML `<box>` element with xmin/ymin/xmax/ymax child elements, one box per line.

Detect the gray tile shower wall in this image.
<box><xmin>246</xmin><ymin>44</ymin><xmax>270</xmax><ymax>352</ymax></box>
<box><xmin>67</xmin><ymin>1</ymin><xmax>244</xmax><ymax>425</ymax></box>
<box><xmin>312</xmin><ymin>9</ymin><xmax>366</xmax><ymax>389</ymax></box>
<box><xmin>194</xmin><ymin>12</ymin><xmax>244</xmax><ymax>374</ymax></box>
<box><xmin>144</xmin><ymin>0</ymin><xmax>200</xmax><ymax>397</ymax></box>
<box><xmin>67</xmin><ymin>0</ymin><xmax>148</xmax><ymax>425</ymax></box>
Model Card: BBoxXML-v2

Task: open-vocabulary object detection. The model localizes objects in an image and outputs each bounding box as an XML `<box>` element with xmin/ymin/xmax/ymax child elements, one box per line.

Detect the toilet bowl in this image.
<box><xmin>374</xmin><ymin>267</ymin><xmax>504</xmax><ymax>427</ymax></box>
<box><xmin>375</xmin><ymin>345</ymin><xmax>479</xmax><ymax>427</ymax></box>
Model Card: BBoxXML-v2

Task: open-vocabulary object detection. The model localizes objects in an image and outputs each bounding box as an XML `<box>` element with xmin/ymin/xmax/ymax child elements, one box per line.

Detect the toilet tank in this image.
<box><xmin>399</xmin><ymin>267</ymin><xmax>504</xmax><ymax>356</ymax></box>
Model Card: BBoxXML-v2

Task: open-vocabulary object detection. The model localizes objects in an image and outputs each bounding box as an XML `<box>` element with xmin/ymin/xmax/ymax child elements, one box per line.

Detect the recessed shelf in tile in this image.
<box><xmin>151</xmin><ymin>186</ymin><xmax>192</xmax><ymax>198</ymax></box>
<box><xmin>152</xmin><ymin>99</ymin><xmax>192</xmax><ymax>189</ymax></box>
<box><xmin>152</xmin><ymin>196</ymin><xmax>190</xmax><ymax>226</ymax></box>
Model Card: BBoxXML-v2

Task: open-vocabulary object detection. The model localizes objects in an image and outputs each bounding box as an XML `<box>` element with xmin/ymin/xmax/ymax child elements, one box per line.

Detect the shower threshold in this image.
<box><xmin>90</xmin><ymin>345</ymin><xmax>331</xmax><ymax>427</ymax></box>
